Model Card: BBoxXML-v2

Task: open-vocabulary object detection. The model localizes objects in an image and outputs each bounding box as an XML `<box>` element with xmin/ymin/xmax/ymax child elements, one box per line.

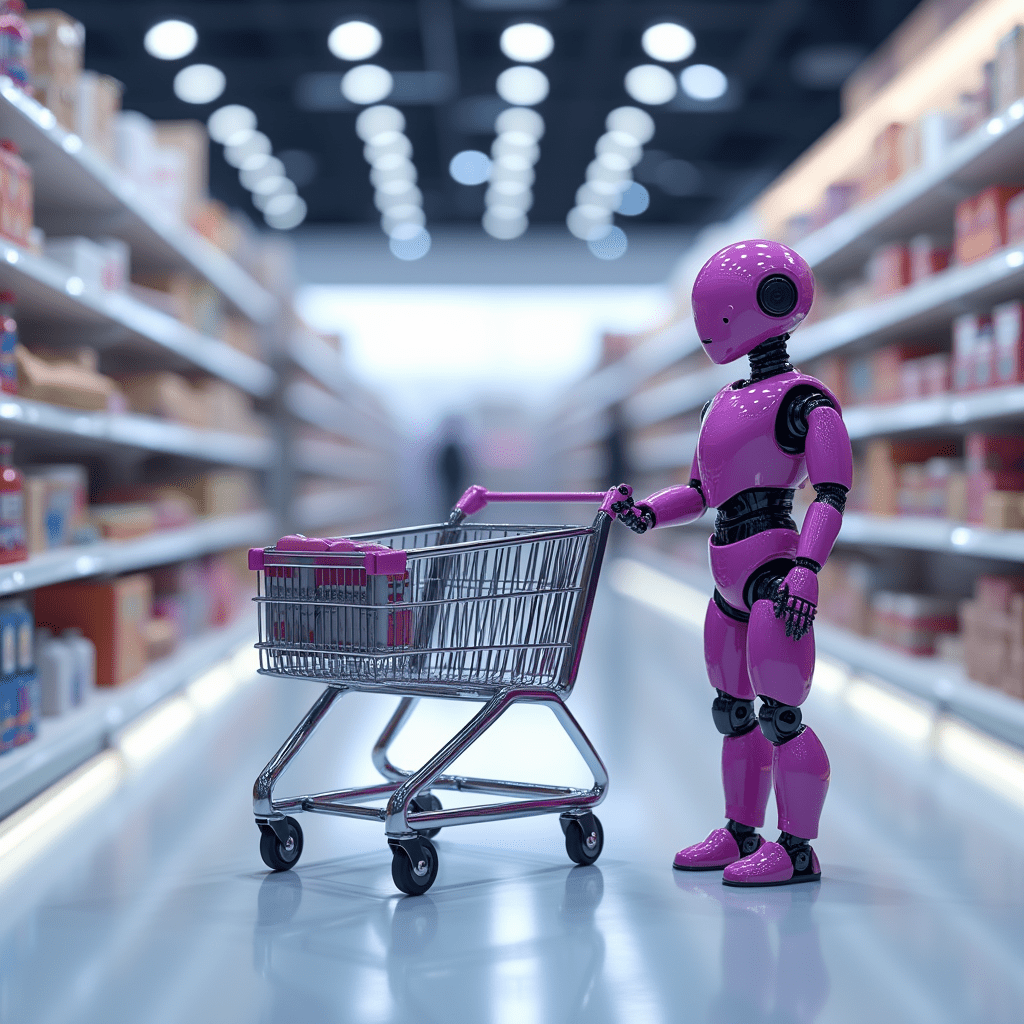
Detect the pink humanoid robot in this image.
<box><xmin>614</xmin><ymin>239</ymin><xmax>852</xmax><ymax>886</ymax></box>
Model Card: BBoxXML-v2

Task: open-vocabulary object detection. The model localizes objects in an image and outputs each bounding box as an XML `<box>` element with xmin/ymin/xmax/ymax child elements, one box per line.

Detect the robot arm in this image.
<box><xmin>775</xmin><ymin>404</ymin><xmax>853</xmax><ymax>638</ymax></box>
<box><xmin>614</xmin><ymin>449</ymin><xmax>707</xmax><ymax>534</ymax></box>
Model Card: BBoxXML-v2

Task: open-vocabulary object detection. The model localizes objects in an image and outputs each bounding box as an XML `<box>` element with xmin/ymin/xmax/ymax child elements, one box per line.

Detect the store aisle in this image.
<box><xmin>2</xmin><ymin>561</ymin><xmax>1024</xmax><ymax>1024</ymax></box>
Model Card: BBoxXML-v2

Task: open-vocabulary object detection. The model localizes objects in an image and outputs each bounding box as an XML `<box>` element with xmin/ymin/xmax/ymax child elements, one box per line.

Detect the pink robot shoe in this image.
<box><xmin>722</xmin><ymin>837</ymin><xmax>821</xmax><ymax>887</ymax></box>
<box><xmin>673</xmin><ymin>825</ymin><xmax>764</xmax><ymax>871</ymax></box>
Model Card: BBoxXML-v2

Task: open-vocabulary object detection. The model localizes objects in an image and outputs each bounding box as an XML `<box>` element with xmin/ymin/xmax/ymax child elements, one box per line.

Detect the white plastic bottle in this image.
<box><xmin>61</xmin><ymin>627</ymin><xmax>95</xmax><ymax>705</ymax></box>
<box><xmin>36</xmin><ymin>628</ymin><xmax>75</xmax><ymax>716</ymax></box>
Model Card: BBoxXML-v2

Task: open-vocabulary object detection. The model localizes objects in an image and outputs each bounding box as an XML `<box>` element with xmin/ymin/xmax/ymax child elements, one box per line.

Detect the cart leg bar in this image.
<box><xmin>371</xmin><ymin>696</ymin><xmax>419</xmax><ymax>782</ymax></box>
<box><xmin>384</xmin><ymin>687</ymin><xmax>609</xmax><ymax>836</ymax></box>
<box><xmin>253</xmin><ymin>685</ymin><xmax>347</xmax><ymax>819</ymax></box>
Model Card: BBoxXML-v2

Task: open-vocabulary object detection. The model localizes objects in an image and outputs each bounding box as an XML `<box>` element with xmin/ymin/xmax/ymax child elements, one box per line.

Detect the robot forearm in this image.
<box><xmin>796</xmin><ymin>498</ymin><xmax>843</xmax><ymax>569</ymax></box>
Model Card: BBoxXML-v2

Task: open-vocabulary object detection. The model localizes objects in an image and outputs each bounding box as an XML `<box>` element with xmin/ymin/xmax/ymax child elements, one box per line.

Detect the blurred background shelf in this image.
<box><xmin>0</xmin><ymin>615</ymin><xmax>252</xmax><ymax>819</ymax></box>
<box><xmin>837</xmin><ymin>511</ymin><xmax>1024</xmax><ymax>561</ymax></box>
<box><xmin>0</xmin><ymin>78</ymin><xmax>277</xmax><ymax>323</ymax></box>
<box><xmin>0</xmin><ymin>511</ymin><xmax>274</xmax><ymax>597</ymax></box>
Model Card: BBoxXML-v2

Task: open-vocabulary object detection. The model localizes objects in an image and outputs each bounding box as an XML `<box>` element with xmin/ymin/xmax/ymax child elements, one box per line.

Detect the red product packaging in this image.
<box><xmin>967</xmin><ymin>470</ymin><xmax>1024</xmax><ymax>523</ymax></box>
<box><xmin>953</xmin><ymin>313</ymin><xmax>986</xmax><ymax>391</ymax></box>
<box><xmin>909</xmin><ymin>234</ymin><xmax>952</xmax><ymax>283</ymax></box>
<box><xmin>868</xmin><ymin>243</ymin><xmax>911</xmax><ymax>297</ymax></box>
<box><xmin>957</xmin><ymin>185</ymin><xmax>1024</xmax><ymax>265</ymax></box>
<box><xmin>921</xmin><ymin>353</ymin><xmax>951</xmax><ymax>395</ymax></box>
<box><xmin>1008</xmin><ymin>191</ymin><xmax>1024</xmax><ymax>247</ymax></box>
<box><xmin>993</xmin><ymin>300</ymin><xmax>1024</xmax><ymax>385</ymax></box>
<box><xmin>966</xmin><ymin>432</ymin><xmax>1024</xmax><ymax>473</ymax></box>
<box><xmin>0</xmin><ymin>140</ymin><xmax>31</xmax><ymax>248</ymax></box>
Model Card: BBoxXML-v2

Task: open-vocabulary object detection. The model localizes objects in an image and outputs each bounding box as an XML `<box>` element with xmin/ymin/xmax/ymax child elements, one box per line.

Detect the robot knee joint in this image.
<box><xmin>712</xmin><ymin>690</ymin><xmax>758</xmax><ymax>737</ymax></box>
<box><xmin>757</xmin><ymin>698</ymin><xmax>804</xmax><ymax>746</ymax></box>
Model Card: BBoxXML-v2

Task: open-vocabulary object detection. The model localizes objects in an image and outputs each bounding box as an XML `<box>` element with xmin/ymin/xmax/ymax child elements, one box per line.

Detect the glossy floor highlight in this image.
<box><xmin>2</xmin><ymin>578</ymin><xmax>1024</xmax><ymax>1024</ymax></box>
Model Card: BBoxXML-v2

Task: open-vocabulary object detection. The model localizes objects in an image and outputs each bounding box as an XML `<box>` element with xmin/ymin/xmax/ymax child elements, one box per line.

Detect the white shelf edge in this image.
<box><xmin>0</xmin><ymin>616</ymin><xmax>254</xmax><ymax>819</ymax></box>
<box><xmin>0</xmin><ymin>511</ymin><xmax>276</xmax><ymax>596</ymax></box>
<box><xmin>800</xmin><ymin>101</ymin><xmax>1024</xmax><ymax>274</ymax></box>
<box><xmin>284</xmin><ymin>380</ymin><xmax>391</xmax><ymax>452</ymax></box>
<box><xmin>838</xmin><ymin>512</ymin><xmax>1024</xmax><ymax>562</ymax></box>
<box><xmin>0</xmin><ymin>77</ymin><xmax>278</xmax><ymax>324</ymax></box>
<box><xmin>292</xmin><ymin>438</ymin><xmax>385</xmax><ymax>482</ymax></box>
<box><xmin>292</xmin><ymin>488</ymin><xmax>374</xmax><ymax>533</ymax></box>
<box><xmin>0</xmin><ymin>395</ymin><xmax>276</xmax><ymax>467</ymax></box>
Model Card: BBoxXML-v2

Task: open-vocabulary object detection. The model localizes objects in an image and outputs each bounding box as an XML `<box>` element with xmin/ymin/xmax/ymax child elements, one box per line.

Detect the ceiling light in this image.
<box><xmin>486</xmin><ymin>186</ymin><xmax>532</xmax><ymax>211</ymax></box>
<box><xmin>492</xmin><ymin>135</ymin><xmax>539</xmax><ymax>163</ymax></box>
<box><xmin>680</xmin><ymin>63</ymin><xmax>728</xmax><ymax>100</ymax></box>
<box><xmin>328</xmin><ymin>21</ymin><xmax>382</xmax><ymax>61</ymax></box>
<box><xmin>494</xmin><ymin>107</ymin><xmax>544</xmax><ymax>139</ymax></box>
<box><xmin>586</xmin><ymin>159</ymin><xmax>630</xmax><ymax>187</ymax></box>
<box><xmin>489</xmin><ymin>164</ymin><xmax>534</xmax><ymax>186</ymax></box>
<box><xmin>250</xmin><ymin>174</ymin><xmax>290</xmax><ymax>196</ymax></box>
<box><xmin>389</xmin><ymin>225</ymin><xmax>431</xmax><ymax>261</ymax></box>
<box><xmin>617</xmin><ymin>182</ymin><xmax>650</xmax><ymax>216</ymax></box>
<box><xmin>370</xmin><ymin>162</ymin><xmax>417</xmax><ymax>188</ymax></box>
<box><xmin>264</xmin><ymin>196</ymin><xmax>308</xmax><ymax>231</ymax></box>
<box><xmin>496</xmin><ymin>66</ymin><xmax>549</xmax><ymax>106</ymax></box>
<box><xmin>341</xmin><ymin>65</ymin><xmax>393</xmax><ymax>105</ymax></box>
<box><xmin>374</xmin><ymin>185</ymin><xmax>423</xmax><ymax>212</ymax></box>
<box><xmin>239</xmin><ymin>157</ymin><xmax>283</xmax><ymax>190</ymax></box>
<box><xmin>223</xmin><ymin>130</ymin><xmax>271</xmax><ymax>168</ymax></box>
<box><xmin>482</xmin><ymin>209</ymin><xmax>528</xmax><ymax>240</ymax></box>
<box><xmin>355</xmin><ymin>105</ymin><xmax>405</xmax><ymax>141</ymax></box>
<box><xmin>449</xmin><ymin>150</ymin><xmax>492</xmax><ymax>185</ymax></box>
<box><xmin>494</xmin><ymin>151</ymin><xmax>533</xmax><ymax>172</ymax></box>
<box><xmin>589</xmin><ymin>225</ymin><xmax>628</xmax><ymax>260</ymax></box>
<box><xmin>208</xmin><ymin>104</ymin><xmax>255</xmax><ymax>143</ymax></box>
<box><xmin>596</xmin><ymin>151</ymin><xmax>631</xmax><ymax>175</ymax></box>
<box><xmin>173</xmin><ymin>64</ymin><xmax>226</xmax><ymax>104</ymax></box>
<box><xmin>500</xmin><ymin>23</ymin><xmax>554</xmax><ymax>63</ymax></box>
<box><xmin>606</xmin><ymin>106</ymin><xmax>655</xmax><ymax>144</ymax></box>
<box><xmin>576</xmin><ymin>182</ymin><xmax>619</xmax><ymax>210</ymax></box>
<box><xmin>596</xmin><ymin>131</ymin><xmax>641</xmax><ymax>165</ymax></box>
<box><xmin>371</xmin><ymin>152</ymin><xmax>415</xmax><ymax>173</ymax></box>
<box><xmin>252</xmin><ymin>179</ymin><xmax>297</xmax><ymax>210</ymax></box>
<box><xmin>365</xmin><ymin>133</ymin><xmax>412</xmax><ymax>164</ymax></box>
<box><xmin>490</xmin><ymin>178</ymin><xmax>530</xmax><ymax>198</ymax></box>
<box><xmin>624</xmin><ymin>64</ymin><xmax>677</xmax><ymax>105</ymax></box>
<box><xmin>566</xmin><ymin>205</ymin><xmax>612</xmax><ymax>241</ymax></box>
<box><xmin>144</xmin><ymin>19</ymin><xmax>197</xmax><ymax>60</ymax></box>
<box><xmin>238</xmin><ymin>152</ymin><xmax>272</xmax><ymax>173</ymax></box>
<box><xmin>641</xmin><ymin>23</ymin><xmax>696</xmax><ymax>63</ymax></box>
<box><xmin>376</xmin><ymin>177</ymin><xmax>419</xmax><ymax>198</ymax></box>
<box><xmin>382</xmin><ymin>206</ymin><xmax>426</xmax><ymax>236</ymax></box>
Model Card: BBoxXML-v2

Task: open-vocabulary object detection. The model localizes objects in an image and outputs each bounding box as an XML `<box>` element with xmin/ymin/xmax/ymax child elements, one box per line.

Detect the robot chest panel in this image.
<box><xmin>697</xmin><ymin>380</ymin><xmax>806</xmax><ymax>507</ymax></box>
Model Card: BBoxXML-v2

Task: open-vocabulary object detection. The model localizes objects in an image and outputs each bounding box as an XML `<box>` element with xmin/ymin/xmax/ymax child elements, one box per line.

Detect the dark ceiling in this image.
<box><xmin>61</xmin><ymin>0</ymin><xmax>923</xmax><ymax>230</ymax></box>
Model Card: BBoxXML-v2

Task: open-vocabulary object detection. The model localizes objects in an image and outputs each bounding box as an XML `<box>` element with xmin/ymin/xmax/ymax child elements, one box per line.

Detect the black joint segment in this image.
<box><xmin>793</xmin><ymin>556</ymin><xmax>821</xmax><ymax>573</ymax></box>
<box><xmin>744</xmin><ymin>558</ymin><xmax>794</xmax><ymax>609</ymax></box>
<box><xmin>726</xmin><ymin>818</ymin><xmax>762</xmax><ymax>856</ymax></box>
<box><xmin>689</xmin><ymin>478</ymin><xmax>707</xmax><ymax>509</ymax></box>
<box><xmin>776</xmin><ymin>385</ymin><xmax>835</xmax><ymax>455</ymax></box>
<box><xmin>757</xmin><ymin>698</ymin><xmax>805</xmax><ymax>746</ymax></box>
<box><xmin>778</xmin><ymin>831</ymin><xmax>817</xmax><ymax>876</ymax></box>
<box><xmin>813</xmin><ymin>482</ymin><xmax>848</xmax><ymax>515</ymax></box>
<box><xmin>712</xmin><ymin>689</ymin><xmax>758</xmax><ymax>736</ymax></box>
<box><xmin>713</xmin><ymin>588</ymin><xmax>750</xmax><ymax>623</ymax></box>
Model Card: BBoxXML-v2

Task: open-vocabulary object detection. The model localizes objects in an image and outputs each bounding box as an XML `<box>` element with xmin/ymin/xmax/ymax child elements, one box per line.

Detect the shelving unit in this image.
<box><xmin>0</xmin><ymin>615</ymin><xmax>252</xmax><ymax>819</ymax></box>
<box><xmin>0</xmin><ymin>78</ymin><xmax>277</xmax><ymax>324</ymax></box>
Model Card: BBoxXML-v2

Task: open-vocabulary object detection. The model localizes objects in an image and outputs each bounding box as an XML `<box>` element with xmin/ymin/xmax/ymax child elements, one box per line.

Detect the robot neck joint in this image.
<box><xmin>747</xmin><ymin>334</ymin><xmax>792</xmax><ymax>381</ymax></box>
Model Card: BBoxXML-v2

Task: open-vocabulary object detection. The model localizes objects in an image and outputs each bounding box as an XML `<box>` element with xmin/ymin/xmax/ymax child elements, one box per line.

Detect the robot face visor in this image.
<box><xmin>695</xmin><ymin>273</ymin><xmax>803</xmax><ymax>365</ymax></box>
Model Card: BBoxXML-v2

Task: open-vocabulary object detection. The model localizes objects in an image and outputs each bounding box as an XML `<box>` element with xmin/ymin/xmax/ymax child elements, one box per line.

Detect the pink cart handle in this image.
<box><xmin>454</xmin><ymin>483</ymin><xmax>631</xmax><ymax>517</ymax></box>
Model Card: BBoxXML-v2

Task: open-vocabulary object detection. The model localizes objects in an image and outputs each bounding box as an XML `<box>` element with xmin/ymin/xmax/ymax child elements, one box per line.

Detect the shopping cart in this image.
<box><xmin>248</xmin><ymin>484</ymin><xmax>627</xmax><ymax>895</ymax></box>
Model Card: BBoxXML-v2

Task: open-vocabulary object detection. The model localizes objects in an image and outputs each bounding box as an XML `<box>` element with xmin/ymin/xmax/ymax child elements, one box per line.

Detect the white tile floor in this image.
<box><xmin>3</xmin><ymin>573</ymin><xmax>1024</xmax><ymax>1023</ymax></box>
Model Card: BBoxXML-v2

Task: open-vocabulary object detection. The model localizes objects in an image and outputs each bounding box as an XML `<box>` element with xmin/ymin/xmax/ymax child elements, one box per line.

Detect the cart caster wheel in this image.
<box><xmin>391</xmin><ymin>837</ymin><xmax>438</xmax><ymax>896</ymax></box>
<box><xmin>564</xmin><ymin>815</ymin><xmax>603</xmax><ymax>866</ymax></box>
<box><xmin>410</xmin><ymin>793</ymin><xmax>443</xmax><ymax>839</ymax></box>
<box><xmin>259</xmin><ymin>817</ymin><xmax>303</xmax><ymax>872</ymax></box>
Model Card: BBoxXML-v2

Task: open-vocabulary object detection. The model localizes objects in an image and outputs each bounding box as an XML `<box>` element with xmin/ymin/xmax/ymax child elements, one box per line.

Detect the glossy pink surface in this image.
<box><xmin>697</xmin><ymin>372</ymin><xmax>839</xmax><ymax>508</ymax></box>
<box><xmin>723</xmin><ymin>727</ymin><xmax>773</xmax><ymax>828</ymax></box>
<box><xmin>746</xmin><ymin>599</ymin><xmax>815</xmax><ymax>706</ymax></box>
<box><xmin>691</xmin><ymin>240</ymin><xmax>815</xmax><ymax>364</ymax></box>
<box><xmin>774</xmin><ymin>726</ymin><xmax>830</xmax><ymax>839</ymax></box>
<box><xmin>673</xmin><ymin>826</ymin><xmax>749</xmax><ymax>869</ymax></box>
<box><xmin>708</xmin><ymin>528</ymin><xmax>797</xmax><ymax>611</ymax></box>
<box><xmin>722</xmin><ymin>841</ymin><xmax>795</xmax><ymax>884</ymax></box>
<box><xmin>796</xmin><ymin>500</ymin><xmax>843</xmax><ymax>569</ymax></box>
<box><xmin>703</xmin><ymin>598</ymin><xmax>754</xmax><ymax>699</ymax></box>
<box><xmin>805</xmin><ymin>405</ymin><xmax>853</xmax><ymax>488</ymax></box>
<box><xmin>644</xmin><ymin>482</ymin><xmax>706</xmax><ymax>529</ymax></box>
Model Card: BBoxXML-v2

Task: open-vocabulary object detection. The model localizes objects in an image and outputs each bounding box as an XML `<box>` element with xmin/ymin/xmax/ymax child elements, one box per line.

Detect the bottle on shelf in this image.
<box><xmin>0</xmin><ymin>1</ymin><xmax>31</xmax><ymax>92</ymax></box>
<box><xmin>0</xmin><ymin>440</ymin><xmax>25</xmax><ymax>563</ymax></box>
<box><xmin>35</xmin><ymin>627</ymin><xmax>74</xmax><ymax>717</ymax></box>
<box><xmin>0</xmin><ymin>290</ymin><xmax>17</xmax><ymax>395</ymax></box>
<box><xmin>61</xmin><ymin>626</ymin><xmax>95</xmax><ymax>704</ymax></box>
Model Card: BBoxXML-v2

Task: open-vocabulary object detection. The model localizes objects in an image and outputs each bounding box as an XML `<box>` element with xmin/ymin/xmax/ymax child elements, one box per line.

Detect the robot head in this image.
<box><xmin>691</xmin><ymin>239</ymin><xmax>814</xmax><ymax>365</ymax></box>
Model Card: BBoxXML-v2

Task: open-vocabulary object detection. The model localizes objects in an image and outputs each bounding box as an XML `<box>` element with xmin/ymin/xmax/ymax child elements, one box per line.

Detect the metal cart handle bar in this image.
<box><xmin>453</xmin><ymin>484</ymin><xmax>629</xmax><ymax>520</ymax></box>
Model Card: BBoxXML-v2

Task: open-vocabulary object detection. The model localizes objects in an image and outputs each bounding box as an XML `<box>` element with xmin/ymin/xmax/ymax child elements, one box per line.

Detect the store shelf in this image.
<box><xmin>625</xmin><ymin>363</ymin><xmax>735</xmax><ymax>429</ymax></box>
<box><xmin>0</xmin><ymin>78</ymin><xmax>277</xmax><ymax>324</ymax></box>
<box><xmin>791</xmin><ymin>244</ymin><xmax>1024</xmax><ymax>364</ymax></box>
<box><xmin>0</xmin><ymin>394</ymin><xmax>276</xmax><ymax>467</ymax></box>
<box><xmin>292</xmin><ymin>488</ymin><xmax>372</xmax><ymax>534</ymax></box>
<box><xmin>844</xmin><ymin>384</ymin><xmax>1024</xmax><ymax>439</ymax></box>
<box><xmin>0</xmin><ymin>616</ymin><xmax>253</xmax><ymax>819</ymax></box>
<box><xmin>0</xmin><ymin>242</ymin><xmax>275</xmax><ymax>397</ymax></box>
<box><xmin>838</xmin><ymin>511</ymin><xmax>1024</xmax><ymax>562</ymax></box>
<box><xmin>292</xmin><ymin>438</ymin><xmax>383</xmax><ymax>482</ymax></box>
<box><xmin>284</xmin><ymin>379</ymin><xmax>387</xmax><ymax>451</ymax></box>
<box><xmin>0</xmin><ymin>512</ymin><xmax>275</xmax><ymax>597</ymax></box>
<box><xmin>633</xmin><ymin>430</ymin><xmax>698</xmax><ymax>473</ymax></box>
<box><xmin>800</xmin><ymin>101</ymin><xmax>1024</xmax><ymax>279</ymax></box>
<box><xmin>814</xmin><ymin>621</ymin><xmax>1024</xmax><ymax>751</ymax></box>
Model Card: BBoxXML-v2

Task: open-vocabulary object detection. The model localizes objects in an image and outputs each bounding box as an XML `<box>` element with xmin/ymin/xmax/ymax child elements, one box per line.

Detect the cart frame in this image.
<box><xmin>250</xmin><ymin>485</ymin><xmax>627</xmax><ymax>892</ymax></box>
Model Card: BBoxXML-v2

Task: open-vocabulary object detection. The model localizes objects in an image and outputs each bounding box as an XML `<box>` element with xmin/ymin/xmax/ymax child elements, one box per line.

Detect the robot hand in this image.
<box><xmin>773</xmin><ymin>565</ymin><xmax>818</xmax><ymax>640</ymax></box>
<box><xmin>610</xmin><ymin>485</ymin><xmax>655</xmax><ymax>534</ymax></box>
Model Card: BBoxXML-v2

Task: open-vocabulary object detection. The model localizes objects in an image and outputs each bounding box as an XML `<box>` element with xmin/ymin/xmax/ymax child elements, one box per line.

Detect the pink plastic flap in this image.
<box><xmin>364</xmin><ymin>547</ymin><xmax>408</xmax><ymax>575</ymax></box>
<box><xmin>275</xmin><ymin>535</ymin><xmax>328</xmax><ymax>551</ymax></box>
<box><xmin>248</xmin><ymin>547</ymin><xmax>265</xmax><ymax>571</ymax></box>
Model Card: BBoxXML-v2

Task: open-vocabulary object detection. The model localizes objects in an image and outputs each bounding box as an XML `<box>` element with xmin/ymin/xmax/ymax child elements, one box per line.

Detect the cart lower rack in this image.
<box><xmin>248</xmin><ymin>485</ymin><xmax>626</xmax><ymax>894</ymax></box>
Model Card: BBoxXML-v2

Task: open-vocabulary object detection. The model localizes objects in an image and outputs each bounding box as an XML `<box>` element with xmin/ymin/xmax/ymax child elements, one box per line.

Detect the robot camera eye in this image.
<box><xmin>757</xmin><ymin>274</ymin><xmax>798</xmax><ymax>317</ymax></box>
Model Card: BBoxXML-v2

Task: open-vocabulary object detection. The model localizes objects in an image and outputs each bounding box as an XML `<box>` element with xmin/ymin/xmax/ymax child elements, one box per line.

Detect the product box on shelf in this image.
<box><xmin>899</xmin><ymin>352</ymin><xmax>951</xmax><ymax>400</ymax></box>
<box><xmin>181</xmin><ymin>470</ymin><xmax>259</xmax><ymax>518</ymax></box>
<box><xmin>961</xmin><ymin>573</ymin><xmax>1024</xmax><ymax>698</ymax></box>
<box><xmin>74</xmin><ymin>69</ymin><xmax>121</xmax><ymax>162</ymax></box>
<box><xmin>16</xmin><ymin>345</ymin><xmax>122</xmax><ymax>411</ymax></box>
<box><xmin>870</xmin><ymin>590</ymin><xmax>958</xmax><ymax>656</ymax></box>
<box><xmin>44</xmin><ymin>236</ymin><xmax>128</xmax><ymax>293</ymax></box>
<box><xmin>861</xmin><ymin>439</ymin><xmax>957</xmax><ymax>517</ymax></box>
<box><xmin>955</xmin><ymin>186</ymin><xmax>1024</xmax><ymax>266</ymax></box>
<box><xmin>993</xmin><ymin>300</ymin><xmax>1024</xmax><ymax>385</ymax></box>
<box><xmin>868</xmin><ymin>243</ymin><xmax>911</xmax><ymax>298</ymax></box>
<box><xmin>0</xmin><ymin>290</ymin><xmax>17</xmax><ymax>395</ymax></box>
<box><xmin>0</xmin><ymin>139</ymin><xmax>32</xmax><ymax>248</ymax></box>
<box><xmin>953</xmin><ymin>313</ymin><xmax>988</xmax><ymax>392</ymax></box>
<box><xmin>25</xmin><ymin>8</ymin><xmax>83</xmax><ymax>131</ymax></box>
<box><xmin>35</xmin><ymin>573</ymin><xmax>152</xmax><ymax>687</ymax></box>
<box><xmin>153</xmin><ymin>120</ymin><xmax>209</xmax><ymax>223</ymax></box>
<box><xmin>131</xmin><ymin>272</ymin><xmax>223</xmax><ymax>339</ymax></box>
<box><xmin>36</xmin><ymin>625</ymin><xmax>95</xmax><ymax>716</ymax></box>
<box><xmin>0</xmin><ymin>1</ymin><xmax>31</xmax><ymax>92</ymax></box>
<box><xmin>995</xmin><ymin>24</ymin><xmax>1024</xmax><ymax>112</ymax></box>
<box><xmin>909</xmin><ymin>234</ymin><xmax>951</xmax><ymax>283</ymax></box>
<box><xmin>23</xmin><ymin>462</ymin><xmax>86</xmax><ymax>553</ymax></box>
<box><xmin>115</xmin><ymin>371</ymin><xmax>210</xmax><ymax>427</ymax></box>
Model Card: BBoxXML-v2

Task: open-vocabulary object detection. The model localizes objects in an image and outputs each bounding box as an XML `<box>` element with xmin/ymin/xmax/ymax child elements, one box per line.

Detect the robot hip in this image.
<box><xmin>709</xmin><ymin>528</ymin><xmax>798</xmax><ymax>612</ymax></box>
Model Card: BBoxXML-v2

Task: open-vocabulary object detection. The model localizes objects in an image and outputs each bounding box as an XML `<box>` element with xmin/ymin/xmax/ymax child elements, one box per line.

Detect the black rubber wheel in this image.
<box><xmin>565</xmin><ymin>816</ymin><xmax>604</xmax><ymax>866</ymax></box>
<box><xmin>259</xmin><ymin>817</ymin><xmax>304</xmax><ymax>872</ymax></box>
<box><xmin>391</xmin><ymin>837</ymin><xmax>438</xmax><ymax>896</ymax></box>
<box><xmin>410</xmin><ymin>793</ymin><xmax>443</xmax><ymax>838</ymax></box>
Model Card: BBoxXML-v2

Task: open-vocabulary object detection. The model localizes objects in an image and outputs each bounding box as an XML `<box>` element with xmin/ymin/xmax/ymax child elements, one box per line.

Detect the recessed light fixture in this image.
<box><xmin>341</xmin><ymin>65</ymin><xmax>393</xmax><ymax>105</ymax></box>
<box><xmin>328</xmin><ymin>21</ymin><xmax>382</xmax><ymax>61</ymax></box>
<box><xmin>449</xmin><ymin>150</ymin><xmax>492</xmax><ymax>185</ymax></box>
<box><xmin>207</xmin><ymin>104</ymin><xmax>256</xmax><ymax>143</ymax></box>
<box><xmin>144</xmin><ymin>19</ymin><xmax>197</xmax><ymax>61</ymax></box>
<box><xmin>495</xmin><ymin>66</ymin><xmax>549</xmax><ymax>106</ymax></box>
<box><xmin>680</xmin><ymin>63</ymin><xmax>728</xmax><ymax>100</ymax></box>
<box><xmin>624</xmin><ymin>64</ymin><xmax>677</xmax><ymax>105</ymax></box>
<box><xmin>641</xmin><ymin>23</ymin><xmax>695</xmax><ymax>63</ymax></box>
<box><xmin>173</xmin><ymin>64</ymin><xmax>226</xmax><ymax>104</ymax></box>
<box><xmin>500</xmin><ymin>23</ymin><xmax>554</xmax><ymax>63</ymax></box>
